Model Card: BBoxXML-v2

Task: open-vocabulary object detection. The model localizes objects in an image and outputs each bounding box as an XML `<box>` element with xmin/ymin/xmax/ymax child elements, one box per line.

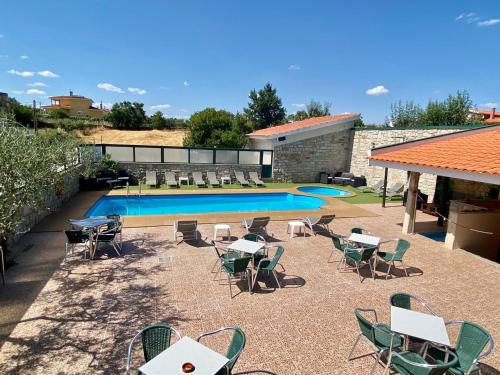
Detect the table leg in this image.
<box><xmin>88</xmin><ymin>229</ymin><xmax>95</xmax><ymax>260</ymax></box>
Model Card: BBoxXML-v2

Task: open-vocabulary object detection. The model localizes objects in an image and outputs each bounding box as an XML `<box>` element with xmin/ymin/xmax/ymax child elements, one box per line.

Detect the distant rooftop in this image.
<box><xmin>247</xmin><ymin>113</ymin><xmax>359</xmax><ymax>138</ymax></box>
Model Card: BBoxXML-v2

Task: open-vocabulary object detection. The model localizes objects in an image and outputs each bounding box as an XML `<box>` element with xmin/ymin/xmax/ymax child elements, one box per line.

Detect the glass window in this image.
<box><xmin>262</xmin><ymin>151</ymin><xmax>273</xmax><ymax>165</ymax></box>
<box><xmin>215</xmin><ymin>150</ymin><xmax>238</xmax><ymax>164</ymax></box>
<box><xmin>239</xmin><ymin>151</ymin><xmax>260</xmax><ymax>165</ymax></box>
<box><xmin>135</xmin><ymin>147</ymin><xmax>162</xmax><ymax>162</ymax></box>
<box><xmin>164</xmin><ymin>148</ymin><xmax>189</xmax><ymax>163</ymax></box>
<box><xmin>106</xmin><ymin>146</ymin><xmax>134</xmax><ymax>162</ymax></box>
<box><xmin>190</xmin><ymin>149</ymin><xmax>213</xmax><ymax>164</ymax></box>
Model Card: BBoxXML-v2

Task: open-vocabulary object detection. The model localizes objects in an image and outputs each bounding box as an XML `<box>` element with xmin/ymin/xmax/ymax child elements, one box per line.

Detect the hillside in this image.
<box><xmin>77</xmin><ymin>128</ymin><xmax>188</xmax><ymax>146</ymax></box>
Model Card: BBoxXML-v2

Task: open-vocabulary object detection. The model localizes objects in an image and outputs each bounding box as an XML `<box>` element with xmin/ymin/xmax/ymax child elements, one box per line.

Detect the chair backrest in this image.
<box><xmin>165</xmin><ymin>171</ymin><xmax>176</xmax><ymax>181</ymax></box>
<box><xmin>146</xmin><ymin>171</ymin><xmax>157</xmax><ymax>182</ymax></box>
<box><xmin>266</xmin><ymin>246</ymin><xmax>284</xmax><ymax>270</ymax></box>
<box><xmin>141</xmin><ymin>324</ymin><xmax>179</xmax><ymax>362</ymax></box>
<box><xmin>64</xmin><ymin>229</ymin><xmax>89</xmax><ymax>244</ymax></box>
<box><xmin>330</xmin><ymin>234</ymin><xmax>343</xmax><ymax>251</ymax></box>
<box><xmin>226</xmin><ymin>327</ymin><xmax>246</xmax><ymax>370</ymax></box>
<box><xmin>360</xmin><ymin>245</ymin><xmax>377</xmax><ymax>261</ymax></box>
<box><xmin>389</xmin><ymin>182</ymin><xmax>404</xmax><ymax>193</ymax></box>
<box><xmin>207</xmin><ymin>171</ymin><xmax>217</xmax><ymax>180</ymax></box>
<box><xmin>232</xmin><ymin>256</ymin><xmax>251</xmax><ymax>273</ymax></box>
<box><xmin>249</xmin><ymin>217</ymin><xmax>270</xmax><ymax>230</ymax></box>
<box><xmin>395</xmin><ymin>239</ymin><xmax>410</xmax><ymax>258</ymax></box>
<box><xmin>318</xmin><ymin>215</ymin><xmax>335</xmax><ymax>225</ymax></box>
<box><xmin>454</xmin><ymin>321</ymin><xmax>493</xmax><ymax>372</ymax></box>
<box><xmin>192</xmin><ymin>171</ymin><xmax>203</xmax><ymax>180</ymax></box>
<box><xmin>373</xmin><ymin>180</ymin><xmax>384</xmax><ymax>189</ymax></box>
<box><xmin>235</xmin><ymin>171</ymin><xmax>246</xmax><ymax>180</ymax></box>
<box><xmin>389</xmin><ymin>292</ymin><xmax>436</xmax><ymax>315</ymax></box>
<box><xmin>354</xmin><ymin>308</ymin><xmax>376</xmax><ymax>343</ymax></box>
<box><xmin>176</xmin><ymin>220</ymin><xmax>197</xmax><ymax>233</ymax></box>
<box><xmin>351</xmin><ymin>227</ymin><xmax>365</xmax><ymax>234</ymax></box>
<box><xmin>249</xmin><ymin>171</ymin><xmax>260</xmax><ymax>180</ymax></box>
<box><xmin>243</xmin><ymin>233</ymin><xmax>266</xmax><ymax>243</ymax></box>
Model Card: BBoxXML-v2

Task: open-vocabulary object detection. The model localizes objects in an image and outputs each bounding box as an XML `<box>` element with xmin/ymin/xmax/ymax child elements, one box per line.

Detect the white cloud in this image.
<box><xmin>455</xmin><ymin>13</ymin><xmax>465</xmax><ymax>21</ymax></box>
<box><xmin>97</xmin><ymin>82</ymin><xmax>124</xmax><ymax>93</ymax></box>
<box><xmin>12</xmin><ymin>90</ymin><xmax>24</xmax><ymax>95</ymax></box>
<box><xmin>150</xmin><ymin>104</ymin><xmax>172</xmax><ymax>110</ymax></box>
<box><xmin>128</xmin><ymin>87</ymin><xmax>147</xmax><ymax>95</ymax></box>
<box><xmin>27</xmin><ymin>82</ymin><xmax>47</xmax><ymax>87</ymax></box>
<box><xmin>288</xmin><ymin>64</ymin><xmax>301</xmax><ymax>71</ymax></box>
<box><xmin>20</xmin><ymin>55</ymin><xmax>29</xmax><ymax>60</ymax></box>
<box><xmin>481</xmin><ymin>102</ymin><xmax>498</xmax><ymax>109</ymax></box>
<box><xmin>27</xmin><ymin>88</ymin><xmax>46</xmax><ymax>95</ymax></box>
<box><xmin>292</xmin><ymin>103</ymin><xmax>306</xmax><ymax>108</ymax></box>
<box><xmin>183</xmin><ymin>81</ymin><xmax>190</xmax><ymax>86</ymax></box>
<box><xmin>38</xmin><ymin>70</ymin><xmax>59</xmax><ymax>78</ymax></box>
<box><xmin>478</xmin><ymin>19</ymin><xmax>500</xmax><ymax>27</ymax></box>
<box><xmin>366</xmin><ymin>85</ymin><xmax>389</xmax><ymax>96</ymax></box>
<box><xmin>7</xmin><ymin>69</ymin><xmax>34</xmax><ymax>77</ymax></box>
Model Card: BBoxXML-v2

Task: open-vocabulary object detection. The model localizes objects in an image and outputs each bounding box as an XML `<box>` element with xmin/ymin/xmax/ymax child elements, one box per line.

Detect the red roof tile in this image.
<box><xmin>247</xmin><ymin>113</ymin><xmax>358</xmax><ymax>137</ymax></box>
<box><xmin>370</xmin><ymin>126</ymin><xmax>500</xmax><ymax>176</ymax></box>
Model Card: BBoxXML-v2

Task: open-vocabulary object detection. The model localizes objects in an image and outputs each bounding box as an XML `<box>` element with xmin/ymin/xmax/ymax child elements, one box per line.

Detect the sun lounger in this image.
<box><xmin>192</xmin><ymin>172</ymin><xmax>207</xmax><ymax>187</ymax></box>
<box><xmin>207</xmin><ymin>171</ymin><xmax>221</xmax><ymax>187</ymax></box>
<box><xmin>164</xmin><ymin>171</ymin><xmax>179</xmax><ymax>188</ymax></box>
<box><xmin>379</xmin><ymin>182</ymin><xmax>405</xmax><ymax>200</ymax></box>
<box><xmin>241</xmin><ymin>216</ymin><xmax>270</xmax><ymax>234</ymax></box>
<box><xmin>358</xmin><ymin>180</ymin><xmax>383</xmax><ymax>193</ymax></box>
<box><xmin>174</xmin><ymin>220</ymin><xmax>199</xmax><ymax>243</ymax></box>
<box><xmin>249</xmin><ymin>171</ymin><xmax>265</xmax><ymax>186</ymax></box>
<box><xmin>145</xmin><ymin>171</ymin><xmax>158</xmax><ymax>187</ymax></box>
<box><xmin>235</xmin><ymin>171</ymin><xmax>250</xmax><ymax>186</ymax></box>
<box><xmin>302</xmin><ymin>214</ymin><xmax>335</xmax><ymax>235</ymax></box>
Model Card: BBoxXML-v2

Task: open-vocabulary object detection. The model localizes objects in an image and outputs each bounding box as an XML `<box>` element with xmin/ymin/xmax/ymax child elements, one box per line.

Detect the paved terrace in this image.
<box><xmin>0</xmin><ymin>204</ymin><xmax>499</xmax><ymax>374</ymax></box>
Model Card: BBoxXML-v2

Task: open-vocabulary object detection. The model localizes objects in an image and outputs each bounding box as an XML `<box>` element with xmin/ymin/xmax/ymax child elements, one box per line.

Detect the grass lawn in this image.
<box><xmin>122</xmin><ymin>182</ymin><xmax>398</xmax><ymax>204</ymax></box>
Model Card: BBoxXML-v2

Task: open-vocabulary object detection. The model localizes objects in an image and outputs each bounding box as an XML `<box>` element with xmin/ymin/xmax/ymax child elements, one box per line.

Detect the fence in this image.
<box><xmin>95</xmin><ymin>144</ymin><xmax>274</xmax><ymax>177</ymax></box>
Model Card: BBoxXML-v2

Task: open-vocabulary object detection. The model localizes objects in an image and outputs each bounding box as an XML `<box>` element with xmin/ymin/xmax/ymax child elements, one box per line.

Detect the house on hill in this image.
<box><xmin>471</xmin><ymin>107</ymin><xmax>499</xmax><ymax>124</ymax></box>
<box><xmin>42</xmin><ymin>91</ymin><xmax>108</xmax><ymax>118</ymax></box>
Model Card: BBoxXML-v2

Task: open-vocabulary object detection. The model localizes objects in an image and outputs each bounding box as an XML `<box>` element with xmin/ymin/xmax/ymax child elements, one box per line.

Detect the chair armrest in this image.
<box><xmin>391</xmin><ymin>349</ymin><xmax>458</xmax><ymax>369</ymax></box>
<box><xmin>356</xmin><ymin>308</ymin><xmax>378</xmax><ymax>322</ymax></box>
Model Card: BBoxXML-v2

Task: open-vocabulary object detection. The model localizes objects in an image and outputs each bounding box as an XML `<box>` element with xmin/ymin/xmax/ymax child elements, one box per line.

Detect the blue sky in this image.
<box><xmin>1</xmin><ymin>0</ymin><xmax>499</xmax><ymax>123</ymax></box>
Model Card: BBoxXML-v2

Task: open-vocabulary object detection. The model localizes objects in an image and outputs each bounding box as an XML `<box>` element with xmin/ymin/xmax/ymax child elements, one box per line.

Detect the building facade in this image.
<box><xmin>42</xmin><ymin>91</ymin><xmax>107</xmax><ymax>118</ymax></box>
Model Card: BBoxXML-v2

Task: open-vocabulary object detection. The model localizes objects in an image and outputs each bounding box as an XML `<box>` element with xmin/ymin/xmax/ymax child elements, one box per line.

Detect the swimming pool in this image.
<box><xmin>297</xmin><ymin>186</ymin><xmax>350</xmax><ymax>197</ymax></box>
<box><xmin>86</xmin><ymin>193</ymin><xmax>326</xmax><ymax>216</ymax></box>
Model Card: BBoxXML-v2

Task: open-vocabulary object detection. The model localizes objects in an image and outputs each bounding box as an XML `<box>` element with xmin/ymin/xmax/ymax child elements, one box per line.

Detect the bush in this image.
<box><xmin>106</xmin><ymin>102</ymin><xmax>146</xmax><ymax>129</ymax></box>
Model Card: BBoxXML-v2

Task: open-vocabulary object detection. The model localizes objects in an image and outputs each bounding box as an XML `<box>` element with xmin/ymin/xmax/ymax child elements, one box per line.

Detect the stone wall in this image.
<box><xmin>272</xmin><ymin>128</ymin><xmax>352</xmax><ymax>182</ymax></box>
<box><xmin>348</xmin><ymin>127</ymin><xmax>477</xmax><ymax>201</ymax></box>
<box><xmin>118</xmin><ymin>162</ymin><xmax>262</xmax><ymax>184</ymax></box>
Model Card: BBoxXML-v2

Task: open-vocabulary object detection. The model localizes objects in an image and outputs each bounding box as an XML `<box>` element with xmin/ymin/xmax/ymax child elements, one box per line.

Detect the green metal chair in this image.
<box><xmin>94</xmin><ymin>226</ymin><xmax>121</xmax><ymax>257</ymax></box>
<box><xmin>63</xmin><ymin>229</ymin><xmax>90</xmax><ymax>262</ymax></box>
<box><xmin>221</xmin><ymin>256</ymin><xmax>252</xmax><ymax>298</ymax></box>
<box><xmin>348</xmin><ymin>308</ymin><xmax>404</xmax><ymax>374</ymax></box>
<box><xmin>126</xmin><ymin>323</ymin><xmax>181</xmax><ymax>374</ymax></box>
<box><xmin>328</xmin><ymin>233</ymin><xmax>355</xmax><ymax>269</ymax></box>
<box><xmin>377</xmin><ymin>238</ymin><xmax>410</xmax><ymax>279</ymax></box>
<box><xmin>106</xmin><ymin>214</ymin><xmax>123</xmax><ymax>249</ymax></box>
<box><xmin>389</xmin><ymin>292</ymin><xmax>437</xmax><ymax>315</ymax></box>
<box><xmin>387</xmin><ymin>345</ymin><xmax>458</xmax><ymax>375</ymax></box>
<box><xmin>211</xmin><ymin>241</ymin><xmax>239</xmax><ymax>280</ymax></box>
<box><xmin>197</xmin><ymin>327</ymin><xmax>246</xmax><ymax>375</ymax></box>
<box><xmin>243</xmin><ymin>233</ymin><xmax>268</xmax><ymax>264</ymax></box>
<box><xmin>251</xmin><ymin>246</ymin><xmax>284</xmax><ymax>291</ymax></box>
<box><xmin>343</xmin><ymin>245</ymin><xmax>377</xmax><ymax>282</ymax></box>
<box><xmin>424</xmin><ymin>320</ymin><xmax>494</xmax><ymax>375</ymax></box>
<box><xmin>351</xmin><ymin>227</ymin><xmax>370</xmax><ymax>235</ymax></box>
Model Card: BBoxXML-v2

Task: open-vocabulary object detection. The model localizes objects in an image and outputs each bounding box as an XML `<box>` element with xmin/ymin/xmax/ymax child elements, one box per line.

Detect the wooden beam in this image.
<box><xmin>382</xmin><ymin>168</ymin><xmax>388</xmax><ymax>208</ymax></box>
<box><xmin>402</xmin><ymin>171</ymin><xmax>420</xmax><ymax>234</ymax></box>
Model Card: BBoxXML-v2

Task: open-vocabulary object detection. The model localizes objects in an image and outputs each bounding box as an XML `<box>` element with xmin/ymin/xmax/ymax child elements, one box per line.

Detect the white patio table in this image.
<box><xmin>391</xmin><ymin>306</ymin><xmax>451</xmax><ymax>350</ymax></box>
<box><xmin>69</xmin><ymin>217</ymin><xmax>115</xmax><ymax>260</ymax></box>
<box><xmin>138</xmin><ymin>336</ymin><xmax>228</xmax><ymax>375</ymax></box>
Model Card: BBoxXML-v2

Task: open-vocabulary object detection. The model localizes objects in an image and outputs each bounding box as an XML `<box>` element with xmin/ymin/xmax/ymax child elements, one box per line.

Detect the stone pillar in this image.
<box><xmin>402</xmin><ymin>171</ymin><xmax>420</xmax><ymax>234</ymax></box>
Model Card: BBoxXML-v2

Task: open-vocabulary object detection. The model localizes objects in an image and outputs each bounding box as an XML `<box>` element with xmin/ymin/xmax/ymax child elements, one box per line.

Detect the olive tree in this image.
<box><xmin>0</xmin><ymin>119</ymin><xmax>96</xmax><ymax>257</ymax></box>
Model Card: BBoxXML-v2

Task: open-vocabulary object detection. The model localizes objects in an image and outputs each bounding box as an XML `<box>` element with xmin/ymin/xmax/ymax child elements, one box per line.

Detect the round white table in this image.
<box><xmin>213</xmin><ymin>224</ymin><xmax>231</xmax><ymax>240</ymax></box>
<box><xmin>287</xmin><ymin>221</ymin><xmax>306</xmax><ymax>238</ymax></box>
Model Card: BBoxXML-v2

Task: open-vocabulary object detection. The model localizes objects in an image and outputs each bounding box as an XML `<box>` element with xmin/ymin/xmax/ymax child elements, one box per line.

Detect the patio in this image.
<box><xmin>0</xmin><ymin>204</ymin><xmax>499</xmax><ymax>374</ymax></box>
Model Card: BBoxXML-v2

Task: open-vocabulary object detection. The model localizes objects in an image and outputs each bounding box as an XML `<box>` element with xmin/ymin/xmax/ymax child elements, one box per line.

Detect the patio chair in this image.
<box><xmin>164</xmin><ymin>171</ymin><xmax>179</xmax><ymax>188</ymax></box>
<box><xmin>302</xmin><ymin>214</ymin><xmax>335</xmax><ymax>235</ymax></box>
<box><xmin>241</xmin><ymin>216</ymin><xmax>269</xmax><ymax>235</ymax></box>
<box><xmin>424</xmin><ymin>320</ymin><xmax>494</xmax><ymax>375</ymax></box>
<box><xmin>196</xmin><ymin>327</ymin><xmax>246</xmax><ymax>375</ymax></box>
<box><xmin>173</xmin><ymin>220</ymin><xmax>199</xmax><ymax>243</ymax></box>
<box><xmin>211</xmin><ymin>241</ymin><xmax>239</xmax><ymax>281</ymax></box>
<box><xmin>378</xmin><ymin>182</ymin><xmax>405</xmax><ymax>200</ymax></box>
<box><xmin>145</xmin><ymin>170</ymin><xmax>158</xmax><ymax>188</ymax></box>
<box><xmin>94</xmin><ymin>227</ymin><xmax>121</xmax><ymax>257</ymax></box>
<box><xmin>328</xmin><ymin>233</ymin><xmax>353</xmax><ymax>268</ymax></box>
<box><xmin>126</xmin><ymin>323</ymin><xmax>182</xmax><ymax>375</ymax></box>
<box><xmin>348</xmin><ymin>308</ymin><xmax>404</xmax><ymax>373</ymax></box>
<box><xmin>248</xmin><ymin>171</ymin><xmax>265</xmax><ymax>187</ymax></box>
<box><xmin>386</xmin><ymin>344</ymin><xmax>458</xmax><ymax>375</ymax></box>
<box><xmin>243</xmin><ymin>233</ymin><xmax>268</xmax><ymax>265</ymax></box>
<box><xmin>252</xmin><ymin>245</ymin><xmax>284</xmax><ymax>291</ymax></box>
<box><xmin>0</xmin><ymin>245</ymin><xmax>4</xmax><ymax>286</ymax></box>
<box><xmin>106</xmin><ymin>214</ymin><xmax>123</xmax><ymax>250</ymax></box>
<box><xmin>377</xmin><ymin>238</ymin><xmax>410</xmax><ymax>279</ymax></box>
<box><xmin>389</xmin><ymin>292</ymin><xmax>437</xmax><ymax>315</ymax></box>
<box><xmin>351</xmin><ymin>227</ymin><xmax>371</xmax><ymax>235</ymax></box>
<box><xmin>234</xmin><ymin>171</ymin><xmax>250</xmax><ymax>187</ymax></box>
<box><xmin>207</xmin><ymin>171</ymin><xmax>221</xmax><ymax>187</ymax></box>
<box><xmin>192</xmin><ymin>171</ymin><xmax>207</xmax><ymax>187</ymax></box>
<box><xmin>342</xmin><ymin>245</ymin><xmax>377</xmax><ymax>282</ymax></box>
<box><xmin>221</xmin><ymin>255</ymin><xmax>252</xmax><ymax>298</ymax></box>
<box><xmin>63</xmin><ymin>229</ymin><xmax>90</xmax><ymax>262</ymax></box>
<box><xmin>358</xmin><ymin>179</ymin><xmax>383</xmax><ymax>193</ymax></box>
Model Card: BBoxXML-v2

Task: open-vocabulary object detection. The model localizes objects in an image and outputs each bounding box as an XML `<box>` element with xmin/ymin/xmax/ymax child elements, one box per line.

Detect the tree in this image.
<box><xmin>354</xmin><ymin>115</ymin><xmax>365</xmax><ymax>127</ymax></box>
<box><xmin>148</xmin><ymin>111</ymin><xmax>167</xmax><ymax>129</ymax></box>
<box><xmin>244</xmin><ymin>83</ymin><xmax>286</xmax><ymax>130</ymax></box>
<box><xmin>288</xmin><ymin>99</ymin><xmax>331</xmax><ymax>121</ymax></box>
<box><xmin>444</xmin><ymin>90</ymin><xmax>479</xmax><ymax>125</ymax></box>
<box><xmin>390</xmin><ymin>100</ymin><xmax>425</xmax><ymax>126</ymax></box>
<box><xmin>106</xmin><ymin>101</ymin><xmax>146</xmax><ymax>129</ymax></box>
<box><xmin>183</xmin><ymin>108</ymin><xmax>249</xmax><ymax>148</ymax></box>
<box><xmin>9</xmin><ymin>98</ymin><xmax>33</xmax><ymax>126</ymax></box>
<box><xmin>0</xmin><ymin>120</ymin><xmax>96</xmax><ymax>258</ymax></box>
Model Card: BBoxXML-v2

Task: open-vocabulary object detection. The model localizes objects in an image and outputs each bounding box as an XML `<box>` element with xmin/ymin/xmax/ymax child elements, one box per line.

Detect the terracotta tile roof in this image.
<box><xmin>247</xmin><ymin>113</ymin><xmax>358</xmax><ymax>137</ymax></box>
<box><xmin>472</xmin><ymin>108</ymin><xmax>500</xmax><ymax>124</ymax></box>
<box><xmin>370</xmin><ymin>126</ymin><xmax>500</xmax><ymax>176</ymax></box>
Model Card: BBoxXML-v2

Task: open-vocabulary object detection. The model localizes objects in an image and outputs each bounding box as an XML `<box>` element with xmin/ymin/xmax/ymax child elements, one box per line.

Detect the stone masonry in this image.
<box><xmin>272</xmin><ymin>128</ymin><xmax>352</xmax><ymax>182</ymax></box>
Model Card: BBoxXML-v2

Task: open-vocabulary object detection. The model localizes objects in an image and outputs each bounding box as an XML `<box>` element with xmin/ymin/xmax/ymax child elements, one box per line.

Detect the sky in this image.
<box><xmin>1</xmin><ymin>0</ymin><xmax>499</xmax><ymax>124</ymax></box>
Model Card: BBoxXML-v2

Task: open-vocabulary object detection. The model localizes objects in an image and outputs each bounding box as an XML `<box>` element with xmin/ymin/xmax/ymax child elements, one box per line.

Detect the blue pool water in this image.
<box><xmin>421</xmin><ymin>231</ymin><xmax>446</xmax><ymax>242</ymax></box>
<box><xmin>86</xmin><ymin>193</ymin><xmax>326</xmax><ymax>216</ymax></box>
<box><xmin>297</xmin><ymin>186</ymin><xmax>350</xmax><ymax>197</ymax></box>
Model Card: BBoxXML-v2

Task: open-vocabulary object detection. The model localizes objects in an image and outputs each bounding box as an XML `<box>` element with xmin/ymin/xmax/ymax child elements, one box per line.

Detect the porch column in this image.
<box><xmin>402</xmin><ymin>171</ymin><xmax>420</xmax><ymax>234</ymax></box>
